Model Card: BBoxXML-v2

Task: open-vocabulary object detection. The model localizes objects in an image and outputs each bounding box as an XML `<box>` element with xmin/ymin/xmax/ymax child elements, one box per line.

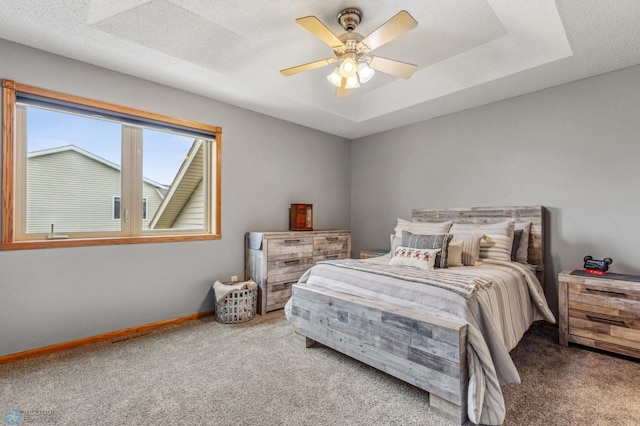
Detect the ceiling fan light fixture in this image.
<box><xmin>344</xmin><ymin>75</ymin><xmax>360</xmax><ymax>89</ymax></box>
<box><xmin>357</xmin><ymin>63</ymin><xmax>375</xmax><ymax>84</ymax></box>
<box><xmin>339</xmin><ymin>57</ymin><xmax>357</xmax><ymax>78</ymax></box>
<box><xmin>327</xmin><ymin>68</ymin><xmax>342</xmax><ymax>87</ymax></box>
<box><xmin>282</xmin><ymin>9</ymin><xmax>418</xmax><ymax>97</ymax></box>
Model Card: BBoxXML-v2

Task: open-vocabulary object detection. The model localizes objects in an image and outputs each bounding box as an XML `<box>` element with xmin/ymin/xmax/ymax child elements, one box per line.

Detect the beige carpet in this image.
<box><xmin>1</xmin><ymin>311</ymin><xmax>639</xmax><ymax>425</ymax></box>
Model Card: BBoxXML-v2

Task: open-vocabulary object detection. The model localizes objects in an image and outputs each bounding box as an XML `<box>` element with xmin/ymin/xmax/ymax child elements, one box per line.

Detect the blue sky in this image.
<box><xmin>27</xmin><ymin>106</ymin><xmax>198</xmax><ymax>186</ymax></box>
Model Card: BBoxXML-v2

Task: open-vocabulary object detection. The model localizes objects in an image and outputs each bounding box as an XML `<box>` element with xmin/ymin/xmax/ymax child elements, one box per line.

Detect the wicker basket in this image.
<box><xmin>215</xmin><ymin>284</ymin><xmax>257</xmax><ymax>324</ymax></box>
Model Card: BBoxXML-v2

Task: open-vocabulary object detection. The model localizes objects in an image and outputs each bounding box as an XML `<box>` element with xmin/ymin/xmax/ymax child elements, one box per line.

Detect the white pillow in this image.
<box><xmin>447</xmin><ymin>240</ymin><xmax>464</xmax><ymax>267</ymax></box>
<box><xmin>394</xmin><ymin>218</ymin><xmax>452</xmax><ymax>238</ymax></box>
<box><xmin>450</xmin><ymin>220</ymin><xmax>515</xmax><ymax>261</ymax></box>
<box><xmin>514</xmin><ymin>221</ymin><xmax>531</xmax><ymax>263</ymax></box>
<box><xmin>389</xmin><ymin>246</ymin><xmax>441</xmax><ymax>271</ymax></box>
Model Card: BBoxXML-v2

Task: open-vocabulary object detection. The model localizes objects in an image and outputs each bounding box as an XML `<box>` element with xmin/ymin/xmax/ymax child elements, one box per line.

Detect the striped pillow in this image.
<box><xmin>401</xmin><ymin>231</ymin><xmax>453</xmax><ymax>268</ymax></box>
<box><xmin>450</xmin><ymin>220</ymin><xmax>515</xmax><ymax>262</ymax></box>
<box><xmin>450</xmin><ymin>233</ymin><xmax>486</xmax><ymax>266</ymax></box>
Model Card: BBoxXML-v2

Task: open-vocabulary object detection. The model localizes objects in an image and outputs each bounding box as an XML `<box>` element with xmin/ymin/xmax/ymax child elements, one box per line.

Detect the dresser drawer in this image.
<box><xmin>266</xmin><ymin>280</ymin><xmax>298</xmax><ymax>311</ymax></box>
<box><xmin>267</xmin><ymin>237</ymin><xmax>313</xmax><ymax>260</ymax></box>
<box><xmin>313</xmin><ymin>252</ymin><xmax>349</xmax><ymax>264</ymax></box>
<box><xmin>267</xmin><ymin>257</ymin><xmax>313</xmax><ymax>282</ymax></box>
<box><xmin>313</xmin><ymin>235</ymin><xmax>350</xmax><ymax>256</ymax></box>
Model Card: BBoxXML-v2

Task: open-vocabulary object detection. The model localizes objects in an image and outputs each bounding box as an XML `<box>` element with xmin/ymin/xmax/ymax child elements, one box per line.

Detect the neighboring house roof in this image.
<box><xmin>149</xmin><ymin>140</ymin><xmax>204</xmax><ymax>229</ymax></box>
<box><xmin>28</xmin><ymin>145</ymin><xmax>167</xmax><ymax>190</ymax></box>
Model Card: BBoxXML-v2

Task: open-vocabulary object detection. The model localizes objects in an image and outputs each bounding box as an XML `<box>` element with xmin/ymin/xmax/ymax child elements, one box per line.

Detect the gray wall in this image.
<box><xmin>4</xmin><ymin>36</ymin><xmax>640</xmax><ymax>356</ymax></box>
<box><xmin>351</xmin><ymin>65</ymin><xmax>640</xmax><ymax>316</ymax></box>
<box><xmin>0</xmin><ymin>40</ymin><xmax>351</xmax><ymax>356</ymax></box>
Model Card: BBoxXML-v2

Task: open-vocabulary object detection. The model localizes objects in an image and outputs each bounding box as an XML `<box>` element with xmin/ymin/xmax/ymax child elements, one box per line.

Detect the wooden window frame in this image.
<box><xmin>1</xmin><ymin>80</ymin><xmax>222</xmax><ymax>250</ymax></box>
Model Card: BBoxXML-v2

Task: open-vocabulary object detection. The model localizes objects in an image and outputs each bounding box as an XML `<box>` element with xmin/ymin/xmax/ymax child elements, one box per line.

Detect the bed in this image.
<box><xmin>285</xmin><ymin>206</ymin><xmax>555</xmax><ymax>425</ymax></box>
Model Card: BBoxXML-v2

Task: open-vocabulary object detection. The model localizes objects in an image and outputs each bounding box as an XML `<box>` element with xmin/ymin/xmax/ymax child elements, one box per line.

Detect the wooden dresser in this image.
<box><xmin>245</xmin><ymin>230</ymin><xmax>351</xmax><ymax>314</ymax></box>
<box><xmin>558</xmin><ymin>269</ymin><xmax>640</xmax><ymax>358</ymax></box>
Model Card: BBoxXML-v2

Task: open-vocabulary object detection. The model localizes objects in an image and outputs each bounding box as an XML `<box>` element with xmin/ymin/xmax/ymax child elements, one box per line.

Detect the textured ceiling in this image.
<box><xmin>1</xmin><ymin>0</ymin><xmax>640</xmax><ymax>139</ymax></box>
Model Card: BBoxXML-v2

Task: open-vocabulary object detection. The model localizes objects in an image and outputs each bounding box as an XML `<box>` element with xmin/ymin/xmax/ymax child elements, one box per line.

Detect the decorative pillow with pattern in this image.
<box><xmin>389</xmin><ymin>246</ymin><xmax>441</xmax><ymax>271</ymax></box>
<box><xmin>401</xmin><ymin>231</ymin><xmax>453</xmax><ymax>268</ymax></box>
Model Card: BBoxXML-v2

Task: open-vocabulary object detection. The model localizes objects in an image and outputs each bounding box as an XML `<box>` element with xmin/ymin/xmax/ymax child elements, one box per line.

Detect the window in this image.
<box><xmin>113</xmin><ymin>197</ymin><xmax>148</xmax><ymax>220</ymax></box>
<box><xmin>1</xmin><ymin>80</ymin><xmax>221</xmax><ymax>249</ymax></box>
<box><xmin>113</xmin><ymin>197</ymin><xmax>121</xmax><ymax>221</ymax></box>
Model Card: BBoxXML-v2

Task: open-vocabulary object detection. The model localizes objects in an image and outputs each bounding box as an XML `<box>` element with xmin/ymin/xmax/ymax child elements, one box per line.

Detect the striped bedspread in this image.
<box><xmin>287</xmin><ymin>256</ymin><xmax>555</xmax><ymax>425</ymax></box>
<box><xmin>320</xmin><ymin>258</ymin><xmax>493</xmax><ymax>298</ymax></box>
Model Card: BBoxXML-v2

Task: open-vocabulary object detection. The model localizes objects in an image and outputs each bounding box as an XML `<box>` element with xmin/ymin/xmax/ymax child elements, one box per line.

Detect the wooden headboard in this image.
<box><xmin>411</xmin><ymin>206</ymin><xmax>544</xmax><ymax>284</ymax></box>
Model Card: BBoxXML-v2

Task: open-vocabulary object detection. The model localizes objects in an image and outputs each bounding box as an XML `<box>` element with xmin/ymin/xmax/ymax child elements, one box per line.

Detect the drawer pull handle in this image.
<box><xmin>585</xmin><ymin>288</ymin><xmax>627</xmax><ymax>298</ymax></box>
<box><xmin>284</xmin><ymin>260</ymin><xmax>301</xmax><ymax>266</ymax></box>
<box><xmin>586</xmin><ymin>315</ymin><xmax>629</xmax><ymax>328</ymax></box>
<box><xmin>284</xmin><ymin>239</ymin><xmax>301</xmax><ymax>244</ymax></box>
<box><xmin>326</xmin><ymin>255</ymin><xmax>339</xmax><ymax>260</ymax></box>
<box><xmin>326</xmin><ymin>237</ymin><xmax>339</xmax><ymax>242</ymax></box>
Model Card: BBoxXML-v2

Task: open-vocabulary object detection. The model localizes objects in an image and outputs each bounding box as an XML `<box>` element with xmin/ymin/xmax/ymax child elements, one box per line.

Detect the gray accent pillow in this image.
<box><xmin>511</xmin><ymin>229</ymin><xmax>523</xmax><ymax>261</ymax></box>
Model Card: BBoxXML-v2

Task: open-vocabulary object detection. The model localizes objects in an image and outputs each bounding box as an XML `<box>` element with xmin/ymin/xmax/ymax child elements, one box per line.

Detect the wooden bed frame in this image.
<box><xmin>288</xmin><ymin>206</ymin><xmax>544</xmax><ymax>424</ymax></box>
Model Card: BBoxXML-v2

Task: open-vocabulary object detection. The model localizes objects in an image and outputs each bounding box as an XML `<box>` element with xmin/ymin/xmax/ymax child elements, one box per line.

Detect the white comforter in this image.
<box><xmin>285</xmin><ymin>256</ymin><xmax>555</xmax><ymax>425</ymax></box>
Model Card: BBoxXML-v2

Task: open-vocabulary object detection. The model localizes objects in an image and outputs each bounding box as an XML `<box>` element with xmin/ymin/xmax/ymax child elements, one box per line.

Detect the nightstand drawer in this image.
<box><xmin>560</xmin><ymin>270</ymin><xmax>640</xmax><ymax>358</ymax></box>
<box><xmin>568</xmin><ymin>281</ymin><xmax>640</xmax><ymax>350</ymax></box>
<box><xmin>568</xmin><ymin>282</ymin><xmax>640</xmax><ymax>318</ymax></box>
<box><xmin>568</xmin><ymin>310</ymin><xmax>640</xmax><ymax>346</ymax></box>
<box><xmin>360</xmin><ymin>249</ymin><xmax>388</xmax><ymax>259</ymax></box>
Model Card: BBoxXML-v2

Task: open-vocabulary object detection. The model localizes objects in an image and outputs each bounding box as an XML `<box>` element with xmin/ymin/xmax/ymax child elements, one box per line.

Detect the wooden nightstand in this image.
<box><xmin>558</xmin><ymin>269</ymin><xmax>640</xmax><ymax>358</ymax></box>
<box><xmin>359</xmin><ymin>249</ymin><xmax>388</xmax><ymax>259</ymax></box>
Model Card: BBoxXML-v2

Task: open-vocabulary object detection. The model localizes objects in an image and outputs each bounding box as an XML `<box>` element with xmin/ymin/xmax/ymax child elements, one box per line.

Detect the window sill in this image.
<box><xmin>0</xmin><ymin>234</ymin><xmax>221</xmax><ymax>250</ymax></box>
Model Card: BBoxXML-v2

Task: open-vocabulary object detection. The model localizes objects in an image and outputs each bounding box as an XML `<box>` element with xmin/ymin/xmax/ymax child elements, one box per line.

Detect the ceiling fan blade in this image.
<box><xmin>369</xmin><ymin>56</ymin><xmax>417</xmax><ymax>79</ymax></box>
<box><xmin>360</xmin><ymin>10</ymin><xmax>418</xmax><ymax>51</ymax></box>
<box><xmin>296</xmin><ymin>16</ymin><xmax>344</xmax><ymax>49</ymax></box>
<box><xmin>336</xmin><ymin>86</ymin><xmax>352</xmax><ymax>97</ymax></box>
<box><xmin>336</xmin><ymin>77</ymin><xmax>351</xmax><ymax>97</ymax></box>
<box><xmin>280</xmin><ymin>57</ymin><xmax>337</xmax><ymax>76</ymax></box>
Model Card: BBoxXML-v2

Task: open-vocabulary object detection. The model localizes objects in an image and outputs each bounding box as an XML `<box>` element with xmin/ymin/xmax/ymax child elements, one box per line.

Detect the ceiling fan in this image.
<box><xmin>280</xmin><ymin>8</ymin><xmax>419</xmax><ymax>97</ymax></box>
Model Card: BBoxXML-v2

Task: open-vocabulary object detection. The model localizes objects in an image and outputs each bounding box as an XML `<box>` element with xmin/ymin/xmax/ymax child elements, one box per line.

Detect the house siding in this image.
<box><xmin>151</xmin><ymin>141</ymin><xmax>205</xmax><ymax>229</ymax></box>
<box><xmin>27</xmin><ymin>149</ymin><xmax>164</xmax><ymax>234</ymax></box>
<box><xmin>172</xmin><ymin>179</ymin><xmax>204</xmax><ymax>229</ymax></box>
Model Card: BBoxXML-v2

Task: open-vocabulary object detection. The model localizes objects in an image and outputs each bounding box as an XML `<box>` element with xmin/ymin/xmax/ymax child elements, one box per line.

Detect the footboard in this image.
<box><xmin>289</xmin><ymin>283</ymin><xmax>469</xmax><ymax>424</ymax></box>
